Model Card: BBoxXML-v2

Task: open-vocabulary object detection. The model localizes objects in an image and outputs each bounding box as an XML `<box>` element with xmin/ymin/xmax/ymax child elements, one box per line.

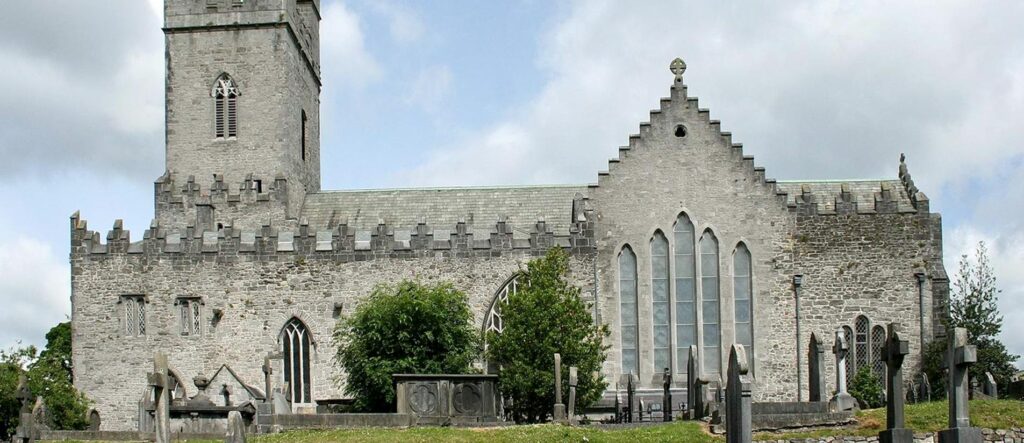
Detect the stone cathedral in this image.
<box><xmin>70</xmin><ymin>0</ymin><xmax>949</xmax><ymax>431</ymax></box>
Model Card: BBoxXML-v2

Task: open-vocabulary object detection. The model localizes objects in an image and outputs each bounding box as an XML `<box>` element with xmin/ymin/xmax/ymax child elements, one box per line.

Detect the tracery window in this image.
<box><xmin>282</xmin><ymin>318</ymin><xmax>312</xmax><ymax>405</ymax></box>
<box><xmin>177</xmin><ymin>297</ymin><xmax>203</xmax><ymax>337</ymax></box>
<box><xmin>871</xmin><ymin>325</ymin><xmax>886</xmax><ymax>377</ymax></box>
<box><xmin>619</xmin><ymin>246</ymin><xmax>639</xmax><ymax>376</ymax></box>
<box><xmin>213</xmin><ymin>74</ymin><xmax>239</xmax><ymax>138</ymax></box>
<box><xmin>651</xmin><ymin>232</ymin><xmax>671</xmax><ymax>372</ymax></box>
<box><xmin>122</xmin><ymin>295</ymin><xmax>146</xmax><ymax>337</ymax></box>
<box><xmin>699</xmin><ymin>231</ymin><xmax>721</xmax><ymax>375</ymax></box>
<box><xmin>733</xmin><ymin>243</ymin><xmax>753</xmax><ymax>371</ymax></box>
<box><xmin>673</xmin><ymin>215</ymin><xmax>697</xmax><ymax>372</ymax></box>
<box><xmin>484</xmin><ymin>275</ymin><xmax>520</xmax><ymax>335</ymax></box>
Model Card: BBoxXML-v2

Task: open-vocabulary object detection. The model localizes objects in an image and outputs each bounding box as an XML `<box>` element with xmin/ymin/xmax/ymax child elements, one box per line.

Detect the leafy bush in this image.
<box><xmin>849</xmin><ymin>366</ymin><xmax>884</xmax><ymax>409</ymax></box>
<box><xmin>333</xmin><ymin>280</ymin><xmax>479</xmax><ymax>412</ymax></box>
<box><xmin>485</xmin><ymin>248</ymin><xmax>609</xmax><ymax>423</ymax></box>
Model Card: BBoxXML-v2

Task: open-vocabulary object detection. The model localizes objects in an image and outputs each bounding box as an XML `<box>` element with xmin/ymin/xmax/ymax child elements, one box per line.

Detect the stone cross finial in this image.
<box><xmin>830</xmin><ymin>330</ymin><xmax>855</xmax><ymax>412</ymax></box>
<box><xmin>670</xmin><ymin>58</ymin><xmax>687</xmax><ymax>83</ymax></box>
<box><xmin>879</xmin><ymin>323</ymin><xmax>912</xmax><ymax>443</ymax></box>
<box><xmin>725</xmin><ymin>344</ymin><xmax>752</xmax><ymax>443</ymax></box>
<box><xmin>938</xmin><ymin>327</ymin><xmax>981</xmax><ymax>442</ymax></box>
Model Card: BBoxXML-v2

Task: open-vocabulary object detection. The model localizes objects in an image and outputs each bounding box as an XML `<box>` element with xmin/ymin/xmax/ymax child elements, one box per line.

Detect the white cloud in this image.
<box><xmin>405</xmin><ymin>65</ymin><xmax>452</xmax><ymax>114</ymax></box>
<box><xmin>368</xmin><ymin>1</ymin><xmax>426</xmax><ymax>45</ymax></box>
<box><xmin>321</xmin><ymin>2</ymin><xmax>382</xmax><ymax>90</ymax></box>
<box><xmin>0</xmin><ymin>237</ymin><xmax>70</xmax><ymax>350</ymax></box>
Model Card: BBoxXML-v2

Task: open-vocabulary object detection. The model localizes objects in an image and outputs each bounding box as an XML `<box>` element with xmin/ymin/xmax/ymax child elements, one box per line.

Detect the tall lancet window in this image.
<box><xmin>651</xmin><ymin>232</ymin><xmax>671</xmax><ymax>372</ymax></box>
<box><xmin>674</xmin><ymin>214</ymin><xmax>697</xmax><ymax>372</ymax></box>
<box><xmin>282</xmin><ymin>318</ymin><xmax>312</xmax><ymax>405</ymax></box>
<box><xmin>733</xmin><ymin>243</ymin><xmax>753</xmax><ymax>371</ymax></box>
<box><xmin>213</xmin><ymin>74</ymin><xmax>239</xmax><ymax>138</ymax></box>
<box><xmin>619</xmin><ymin>246</ymin><xmax>639</xmax><ymax>376</ymax></box>
<box><xmin>699</xmin><ymin>230</ymin><xmax>721</xmax><ymax>375</ymax></box>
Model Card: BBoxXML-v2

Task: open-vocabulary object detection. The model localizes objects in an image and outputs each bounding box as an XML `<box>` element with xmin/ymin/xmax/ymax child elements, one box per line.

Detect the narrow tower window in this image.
<box><xmin>733</xmin><ymin>243</ymin><xmax>753</xmax><ymax>371</ymax></box>
<box><xmin>122</xmin><ymin>295</ymin><xmax>146</xmax><ymax>337</ymax></box>
<box><xmin>651</xmin><ymin>231</ymin><xmax>671</xmax><ymax>372</ymax></box>
<box><xmin>213</xmin><ymin>74</ymin><xmax>239</xmax><ymax>138</ymax></box>
<box><xmin>177</xmin><ymin>297</ymin><xmax>203</xmax><ymax>337</ymax></box>
<box><xmin>282</xmin><ymin>318</ymin><xmax>312</xmax><ymax>405</ymax></box>
<box><xmin>699</xmin><ymin>230</ymin><xmax>721</xmax><ymax>375</ymax></box>
<box><xmin>619</xmin><ymin>246</ymin><xmax>639</xmax><ymax>376</ymax></box>
<box><xmin>673</xmin><ymin>214</ymin><xmax>697</xmax><ymax>373</ymax></box>
<box><xmin>301</xmin><ymin>110</ymin><xmax>307</xmax><ymax>161</ymax></box>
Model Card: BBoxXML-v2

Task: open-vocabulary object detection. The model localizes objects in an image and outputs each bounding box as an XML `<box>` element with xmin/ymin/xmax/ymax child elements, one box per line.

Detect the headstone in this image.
<box><xmin>613</xmin><ymin>380</ymin><xmax>621</xmax><ymax>423</ymax></box>
<box><xmin>830</xmin><ymin>329</ymin><xmax>856</xmax><ymax>411</ymax></box>
<box><xmin>13</xmin><ymin>374</ymin><xmax>38</xmax><ymax>443</ymax></box>
<box><xmin>262</xmin><ymin>356</ymin><xmax>273</xmax><ymax>405</ymax></box>
<box><xmin>638</xmin><ymin>398</ymin><xmax>645</xmax><ymax>422</ymax></box>
<box><xmin>983</xmin><ymin>371</ymin><xmax>998</xmax><ymax>398</ymax></box>
<box><xmin>568</xmin><ymin>366</ymin><xmax>578</xmax><ymax>425</ymax></box>
<box><xmin>725</xmin><ymin>344</ymin><xmax>752</xmax><ymax>443</ymax></box>
<box><xmin>626</xmin><ymin>372</ymin><xmax>636</xmax><ymax>423</ymax></box>
<box><xmin>938</xmin><ymin>327</ymin><xmax>981</xmax><ymax>443</ymax></box>
<box><xmin>662</xmin><ymin>366</ymin><xmax>673</xmax><ymax>422</ymax></box>
<box><xmin>553</xmin><ymin>353</ymin><xmax>566</xmax><ymax>422</ymax></box>
<box><xmin>148</xmin><ymin>352</ymin><xmax>171</xmax><ymax>443</ymax></box>
<box><xmin>225</xmin><ymin>410</ymin><xmax>246</xmax><ymax>443</ymax></box>
<box><xmin>31</xmin><ymin>397</ymin><xmax>49</xmax><ymax>431</ymax></box>
<box><xmin>686</xmin><ymin>345</ymin><xmax>700</xmax><ymax>419</ymax></box>
<box><xmin>916</xmin><ymin>372</ymin><xmax>931</xmax><ymax>403</ymax></box>
<box><xmin>878</xmin><ymin>323</ymin><xmax>913</xmax><ymax>443</ymax></box>
<box><xmin>808</xmin><ymin>333</ymin><xmax>826</xmax><ymax>402</ymax></box>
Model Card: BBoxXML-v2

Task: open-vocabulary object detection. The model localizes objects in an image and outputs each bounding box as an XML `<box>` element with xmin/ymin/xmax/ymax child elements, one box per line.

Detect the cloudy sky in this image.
<box><xmin>0</xmin><ymin>1</ymin><xmax>1021</xmax><ymax>368</ymax></box>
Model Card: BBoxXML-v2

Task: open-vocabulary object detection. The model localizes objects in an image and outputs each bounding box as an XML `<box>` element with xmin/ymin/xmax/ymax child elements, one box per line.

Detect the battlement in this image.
<box><xmin>70</xmin><ymin>211</ymin><xmax>596</xmax><ymax>261</ymax></box>
<box><xmin>154</xmin><ymin>171</ymin><xmax>292</xmax><ymax>232</ymax></box>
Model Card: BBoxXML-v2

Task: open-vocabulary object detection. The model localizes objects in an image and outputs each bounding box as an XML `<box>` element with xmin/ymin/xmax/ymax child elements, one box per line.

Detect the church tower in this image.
<box><xmin>158</xmin><ymin>0</ymin><xmax>321</xmax><ymax>226</ymax></box>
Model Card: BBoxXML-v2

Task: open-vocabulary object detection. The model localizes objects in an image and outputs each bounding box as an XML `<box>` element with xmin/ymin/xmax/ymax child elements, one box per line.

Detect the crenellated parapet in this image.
<box><xmin>69</xmin><ymin>211</ymin><xmax>596</xmax><ymax>263</ymax></box>
<box><xmin>155</xmin><ymin>171</ymin><xmax>292</xmax><ymax>232</ymax></box>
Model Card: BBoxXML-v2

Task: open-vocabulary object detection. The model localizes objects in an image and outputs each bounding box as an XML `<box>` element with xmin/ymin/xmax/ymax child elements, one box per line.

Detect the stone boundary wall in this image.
<box><xmin>759</xmin><ymin>427</ymin><xmax>1024</xmax><ymax>443</ymax></box>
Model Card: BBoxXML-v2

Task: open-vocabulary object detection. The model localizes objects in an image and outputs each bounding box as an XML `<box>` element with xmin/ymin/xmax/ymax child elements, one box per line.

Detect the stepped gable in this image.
<box><xmin>590</xmin><ymin>58</ymin><xmax>790</xmax><ymax>207</ymax></box>
<box><xmin>301</xmin><ymin>184</ymin><xmax>586</xmax><ymax>238</ymax></box>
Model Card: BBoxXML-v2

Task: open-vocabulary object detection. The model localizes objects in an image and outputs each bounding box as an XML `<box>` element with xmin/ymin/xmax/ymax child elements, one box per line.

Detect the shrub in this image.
<box><xmin>333</xmin><ymin>280</ymin><xmax>479</xmax><ymax>412</ymax></box>
<box><xmin>485</xmin><ymin>248</ymin><xmax>609</xmax><ymax>423</ymax></box>
<box><xmin>849</xmin><ymin>366</ymin><xmax>884</xmax><ymax>409</ymax></box>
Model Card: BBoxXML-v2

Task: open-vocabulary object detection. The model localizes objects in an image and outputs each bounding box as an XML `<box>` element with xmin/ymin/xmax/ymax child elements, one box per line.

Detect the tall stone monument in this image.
<box><xmin>725</xmin><ymin>344</ymin><xmax>752</xmax><ymax>443</ymax></box>
<box><xmin>878</xmin><ymin>323</ymin><xmax>912</xmax><ymax>443</ymax></box>
<box><xmin>148</xmin><ymin>352</ymin><xmax>171</xmax><ymax>443</ymax></box>
<box><xmin>568</xmin><ymin>366</ymin><xmax>578</xmax><ymax>425</ymax></box>
<box><xmin>830</xmin><ymin>329</ymin><xmax>856</xmax><ymax>411</ymax></box>
<box><xmin>686</xmin><ymin>345</ymin><xmax>699</xmax><ymax>419</ymax></box>
<box><xmin>662</xmin><ymin>366</ymin><xmax>673</xmax><ymax>422</ymax></box>
<box><xmin>553</xmin><ymin>353</ymin><xmax>567</xmax><ymax>422</ymax></box>
<box><xmin>808</xmin><ymin>333</ymin><xmax>826</xmax><ymax>402</ymax></box>
<box><xmin>938</xmin><ymin>327</ymin><xmax>981</xmax><ymax>443</ymax></box>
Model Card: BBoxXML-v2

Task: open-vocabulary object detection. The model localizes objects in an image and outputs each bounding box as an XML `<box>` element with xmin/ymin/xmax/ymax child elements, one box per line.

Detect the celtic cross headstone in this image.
<box><xmin>878</xmin><ymin>323</ymin><xmax>912</xmax><ymax>443</ymax></box>
<box><xmin>938</xmin><ymin>327</ymin><xmax>981</xmax><ymax>443</ymax></box>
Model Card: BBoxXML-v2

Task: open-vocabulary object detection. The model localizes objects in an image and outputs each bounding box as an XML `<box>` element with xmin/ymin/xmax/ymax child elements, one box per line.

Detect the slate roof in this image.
<box><xmin>301</xmin><ymin>185</ymin><xmax>587</xmax><ymax>239</ymax></box>
<box><xmin>776</xmin><ymin>179</ymin><xmax>916</xmax><ymax>213</ymax></box>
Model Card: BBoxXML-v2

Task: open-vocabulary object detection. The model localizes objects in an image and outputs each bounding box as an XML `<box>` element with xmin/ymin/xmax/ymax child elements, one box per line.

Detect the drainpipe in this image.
<box><xmin>916</xmin><ymin>273</ymin><xmax>927</xmax><ymax>360</ymax></box>
<box><xmin>793</xmin><ymin>274</ymin><xmax>803</xmax><ymax>402</ymax></box>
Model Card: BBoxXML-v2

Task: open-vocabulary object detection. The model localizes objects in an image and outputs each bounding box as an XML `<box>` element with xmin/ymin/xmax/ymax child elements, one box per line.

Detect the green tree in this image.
<box><xmin>848</xmin><ymin>366</ymin><xmax>884</xmax><ymax>408</ymax></box>
<box><xmin>26</xmin><ymin>322</ymin><xmax>90</xmax><ymax>430</ymax></box>
<box><xmin>486</xmin><ymin>248</ymin><xmax>609</xmax><ymax>423</ymax></box>
<box><xmin>923</xmin><ymin>242</ymin><xmax>1018</xmax><ymax>398</ymax></box>
<box><xmin>333</xmin><ymin>280</ymin><xmax>480</xmax><ymax>412</ymax></box>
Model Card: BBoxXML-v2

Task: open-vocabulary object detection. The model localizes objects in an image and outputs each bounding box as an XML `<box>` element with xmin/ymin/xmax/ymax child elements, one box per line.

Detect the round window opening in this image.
<box><xmin>674</xmin><ymin>125</ymin><xmax>687</xmax><ymax>138</ymax></box>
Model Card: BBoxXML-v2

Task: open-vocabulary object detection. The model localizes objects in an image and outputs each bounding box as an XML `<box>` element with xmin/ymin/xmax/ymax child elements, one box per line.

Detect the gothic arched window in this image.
<box><xmin>699</xmin><ymin>230</ymin><xmax>721</xmax><ymax>375</ymax></box>
<box><xmin>281</xmin><ymin>318</ymin><xmax>312</xmax><ymax>405</ymax></box>
<box><xmin>651</xmin><ymin>231</ymin><xmax>671</xmax><ymax>372</ymax></box>
<box><xmin>871</xmin><ymin>325</ymin><xmax>886</xmax><ymax>377</ymax></box>
<box><xmin>673</xmin><ymin>214</ymin><xmax>697</xmax><ymax>372</ymax></box>
<box><xmin>855</xmin><ymin>315</ymin><xmax>869</xmax><ymax>372</ymax></box>
<box><xmin>619</xmin><ymin>246</ymin><xmax>639</xmax><ymax>376</ymax></box>
<box><xmin>213</xmin><ymin>74</ymin><xmax>239</xmax><ymax>138</ymax></box>
<box><xmin>733</xmin><ymin>243</ymin><xmax>753</xmax><ymax>371</ymax></box>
